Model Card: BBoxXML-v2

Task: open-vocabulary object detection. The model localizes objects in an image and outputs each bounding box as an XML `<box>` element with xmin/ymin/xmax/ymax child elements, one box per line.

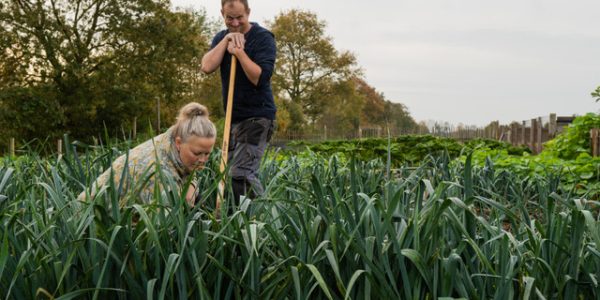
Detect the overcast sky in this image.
<box><xmin>172</xmin><ymin>0</ymin><xmax>600</xmax><ymax>126</ymax></box>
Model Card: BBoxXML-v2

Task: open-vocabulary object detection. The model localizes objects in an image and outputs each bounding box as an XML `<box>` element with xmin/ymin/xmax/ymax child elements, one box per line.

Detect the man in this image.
<box><xmin>201</xmin><ymin>0</ymin><xmax>276</xmax><ymax>204</ymax></box>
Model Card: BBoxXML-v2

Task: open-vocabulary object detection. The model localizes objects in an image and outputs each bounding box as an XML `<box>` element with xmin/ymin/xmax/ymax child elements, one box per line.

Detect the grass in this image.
<box><xmin>0</xmin><ymin>139</ymin><xmax>599</xmax><ymax>299</ymax></box>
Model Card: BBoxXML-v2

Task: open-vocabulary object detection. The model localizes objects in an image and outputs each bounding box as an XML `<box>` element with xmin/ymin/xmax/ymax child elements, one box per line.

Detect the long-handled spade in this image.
<box><xmin>216</xmin><ymin>56</ymin><xmax>237</xmax><ymax>217</ymax></box>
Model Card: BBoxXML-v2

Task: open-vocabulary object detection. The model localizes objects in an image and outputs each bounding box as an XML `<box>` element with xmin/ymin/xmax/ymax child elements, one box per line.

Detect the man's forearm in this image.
<box><xmin>235</xmin><ymin>50</ymin><xmax>262</xmax><ymax>86</ymax></box>
<box><xmin>201</xmin><ymin>39</ymin><xmax>228</xmax><ymax>74</ymax></box>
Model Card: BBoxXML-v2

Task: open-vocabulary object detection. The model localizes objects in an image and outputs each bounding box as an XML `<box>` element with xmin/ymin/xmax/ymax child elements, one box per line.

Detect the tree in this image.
<box><xmin>317</xmin><ymin>79</ymin><xmax>364</xmax><ymax>137</ymax></box>
<box><xmin>592</xmin><ymin>86</ymin><xmax>600</xmax><ymax>102</ymax></box>
<box><xmin>0</xmin><ymin>85</ymin><xmax>63</xmax><ymax>147</ymax></box>
<box><xmin>268</xmin><ymin>9</ymin><xmax>360</xmax><ymax>129</ymax></box>
<box><xmin>354</xmin><ymin>77</ymin><xmax>386</xmax><ymax>127</ymax></box>
<box><xmin>0</xmin><ymin>0</ymin><xmax>210</xmax><ymax>142</ymax></box>
<box><xmin>417</xmin><ymin>121</ymin><xmax>430</xmax><ymax>134</ymax></box>
<box><xmin>354</xmin><ymin>77</ymin><xmax>418</xmax><ymax>133</ymax></box>
<box><xmin>112</xmin><ymin>7</ymin><xmax>211</xmax><ymax>131</ymax></box>
<box><xmin>384</xmin><ymin>101</ymin><xmax>418</xmax><ymax>133</ymax></box>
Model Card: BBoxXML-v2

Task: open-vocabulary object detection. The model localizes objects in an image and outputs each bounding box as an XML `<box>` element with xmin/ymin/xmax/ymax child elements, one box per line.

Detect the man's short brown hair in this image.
<box><xmin>221</xmin><ymin>0</ymin><xmax>249</xmax><ymax>10</ymax></box>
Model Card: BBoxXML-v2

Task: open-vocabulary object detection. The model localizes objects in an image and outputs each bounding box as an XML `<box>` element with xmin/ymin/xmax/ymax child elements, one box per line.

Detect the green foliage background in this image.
<box><xmin>0</xmin><ymin>2</ymin><xmax>419</xmax><ymax>154</ymax></box>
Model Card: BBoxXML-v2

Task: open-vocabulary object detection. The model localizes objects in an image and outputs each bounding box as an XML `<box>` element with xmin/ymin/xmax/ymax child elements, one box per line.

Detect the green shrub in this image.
<box><xmin>544</xmin><ymin>113</ymin><xmax>600</xmax><ymax>159</ymax></box>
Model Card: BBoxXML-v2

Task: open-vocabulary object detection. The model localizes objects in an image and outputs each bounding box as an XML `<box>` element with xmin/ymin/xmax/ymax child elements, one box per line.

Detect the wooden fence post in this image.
<box><xmin>536</xmin><ymin>117</ymin><xmax>543</xmax><ymax>153</ymax></box>
<box><xmin>521</xmin><ymin>121</ymin><xmax>526</xmax><ymax>146</ymax></box>
<box><xmin>530</xmin><ymin>118</ymin><xmax>537</xmax><ymax>153</ymax></box>
<box><xmin>516</xmin><ymin>123</ymin><xmax>522</xmax><ymax>145</ymax></box>
<box><xmin>591</xmin><ymin>128</ymin><xmax>599</xmax><ymax>157</ymax></box>
<box><xmin>133</xmin><ymin>117</ymin><xmax>137</xmax><ymax>140</ymax></box>
<box><xmin>500</xmin><ymin>124</ymin><xmax>508</xmax><ymax>141</ymax></box>
<box><xmin>549</xmin><ymin>113</ymin><xmax>557</xmax><ymax>138</ymax></box>
<box><xmin>510</xmin><ymin>123</ymin><xmax>517</xmax><ymax>145</ymax></box>
<box><xmin>10</xmin><ymin>138</ymin><xmax>15</xmax><ymax>156</ymax></box>
<box><xmin>495</xmin><ymin>121</ymin><xmax>501</xmax><ymax>140</ymax></box>
<box><xmin>156</xmin><ymin>97</ymin><xmax>161</xmax><ymax>132</ymax></box>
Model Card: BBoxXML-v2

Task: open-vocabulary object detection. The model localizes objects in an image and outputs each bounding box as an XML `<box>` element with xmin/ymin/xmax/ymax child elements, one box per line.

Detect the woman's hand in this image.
<box><xmin>185</xmin><ymin>184</ymin><xmax>196</xmax><ymax>207</ymax></box>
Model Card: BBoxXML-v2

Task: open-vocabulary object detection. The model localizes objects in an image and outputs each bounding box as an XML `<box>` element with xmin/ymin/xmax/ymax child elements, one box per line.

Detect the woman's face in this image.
<box><xmin>175</xmin><ymin>135</ymin><xmax>216</xmax><ymax>172</ymax></box>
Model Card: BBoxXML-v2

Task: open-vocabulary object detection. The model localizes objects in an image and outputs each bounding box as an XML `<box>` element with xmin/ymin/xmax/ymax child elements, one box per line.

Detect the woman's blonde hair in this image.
<box><xmin>172</xmin><ymin>102</ymin><xmax>217</xmax><ymax>142</ymax></box>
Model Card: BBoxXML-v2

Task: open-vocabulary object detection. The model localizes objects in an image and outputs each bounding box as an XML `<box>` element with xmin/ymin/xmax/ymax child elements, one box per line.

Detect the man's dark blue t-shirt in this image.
<box><xmin>211</xmin><ymin>22</ymin><xmax>277</xmax><ymax>123</ymax></box>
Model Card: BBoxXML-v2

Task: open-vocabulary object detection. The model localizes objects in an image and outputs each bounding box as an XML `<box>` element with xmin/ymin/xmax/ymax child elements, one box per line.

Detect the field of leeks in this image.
<box><xmin>0</xmin><ymin>141</ymin><xmax>599</xmax><ymax>299</ymax></box>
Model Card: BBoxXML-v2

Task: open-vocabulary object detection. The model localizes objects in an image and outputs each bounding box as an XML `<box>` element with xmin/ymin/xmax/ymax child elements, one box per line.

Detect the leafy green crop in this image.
<box><xmin>286</xmin><ymin>135</ymin><xmax>529</xmax><ymax>167</ymax></box>
<box><xmin>544</xmin><ymin>113</ymin><xmax>600</xmax><ymax>159</ymax></box>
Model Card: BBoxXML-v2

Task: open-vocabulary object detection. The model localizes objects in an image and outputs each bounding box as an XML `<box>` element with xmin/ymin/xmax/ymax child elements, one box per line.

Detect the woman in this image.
<box><xmin>79</xmin><ymin>102</ymin><xmax>216</xmax><ymax>207</ymax></box>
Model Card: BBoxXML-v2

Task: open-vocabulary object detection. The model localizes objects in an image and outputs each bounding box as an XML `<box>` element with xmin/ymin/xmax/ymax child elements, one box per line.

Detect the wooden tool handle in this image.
<box><xmin>216</xmin><ymin>56</ymin><xmax>237</xmax><ymax>216</ymax></box>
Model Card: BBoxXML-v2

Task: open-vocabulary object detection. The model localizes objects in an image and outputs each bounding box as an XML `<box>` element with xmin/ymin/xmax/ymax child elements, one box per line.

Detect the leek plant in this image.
<box><xmin>0</xmin><ymin>140</ymin><xmax>599</xmax><ymax>299</ymax></box>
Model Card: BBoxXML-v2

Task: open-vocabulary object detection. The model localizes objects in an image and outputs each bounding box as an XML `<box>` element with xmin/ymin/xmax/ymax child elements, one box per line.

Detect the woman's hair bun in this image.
<box><xmin>178</xmin><ymin>102</ymin><xmax>208</xmax><ymax>121</ymax></box>
<box><xmin>172</xmin><ymin>102</ymin><xmax>216</xmax><ymax>141</ymax></box>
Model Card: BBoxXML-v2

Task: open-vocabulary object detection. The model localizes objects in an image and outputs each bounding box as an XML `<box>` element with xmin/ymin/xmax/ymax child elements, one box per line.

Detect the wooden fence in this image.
<box><xmin>7</xmin><ymin>137</ymin><xmax>65</xmax><ymax>156</ymax></box>
<box><xmin>270</xmin><ymin>115</ymin><xmax>572</xmax><ymax>149</ymax></box>
<box><xmin>5</xmin><ymin>114</ymin><xmax>599</xmax><ymax>157</ymax></box>
<box><xmin>271</xmin><ymin>124</ymin><xmax>493</xmax><ymax>144</ymax></box>
<box><xmin>483</xmin><ymin>115</ymin><xmax>598</xmax><ymax>156</ymax></box>
<box><xmin>271</xmin><ymin>127</ymin><xmax>429</xmax><ymax>144</ymax></box>
<box><xmin>271</xmin><ymin>113</ymin><xmax>599</xmax><ymax>156</ymax></box>
<box><xmin>491</xmin><ymin>114</ymin><xmax>575</xmax><ymax>154</ymax></box>
<box><xmin>4</xmin><ymin>117</ymin><xmax>139</xmax><ymax>156</ymax></box>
